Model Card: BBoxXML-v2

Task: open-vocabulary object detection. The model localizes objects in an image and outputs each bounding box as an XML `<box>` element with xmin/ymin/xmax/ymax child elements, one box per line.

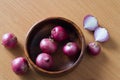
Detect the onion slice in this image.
<box><xmin>94</xmin><ymin>27</ymin><xmax>109</xmax><ymax>42</ymax></box>
<box><xmin>83</xmin><ymin>15</ymin><xmax>98</xmax><ymax>31</ymax></box>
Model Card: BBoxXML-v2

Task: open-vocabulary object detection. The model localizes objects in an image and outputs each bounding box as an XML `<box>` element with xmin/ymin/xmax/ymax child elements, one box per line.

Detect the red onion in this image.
<box><xmin>94</xmin><ymin>27</ymin><xmax>109</xmax><ymax>42</ymax></box>
<box><xmin>87</xmin><ymin>42</ymin><xmax>101</xmax><ymax>56</ymax></box>
<box><xmin>51</xmin><ymin>26</ymin><xmax>68</xmax><ymax>42</ymax></box>
<box><xmin>11</xmin><ymin>57</ymin><xmax>29</xmax><ymax>75</ymax></box>
<box><xmin>2</xmin><ymin>33</ymin><xmax>17</xmax><ymax>48</ymax></box>
<box><xmin>83</xmin><ymin>15</ymin><xmax>98</xmax><ymax>31</ymax></box>
<box><xmin>36</xmin><ymin>53</ymin><xmax>53</xmax><ymax>70</ymax></box>
<box><xmin>63</xmin><ymin>42</ymin><xmax>79</xmax><ymax>57</ymax></box>
<box><xmin>40</xmin><ymin>38</ymin><xmax>57</xmax><ymax>54</ymax></box>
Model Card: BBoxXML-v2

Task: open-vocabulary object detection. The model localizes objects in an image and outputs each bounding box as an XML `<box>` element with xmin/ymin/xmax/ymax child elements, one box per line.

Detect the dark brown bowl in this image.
<box><xmin>24</xmin><ymin>17</ymin><xmax>85</xmax><ymax>75</ymax></box>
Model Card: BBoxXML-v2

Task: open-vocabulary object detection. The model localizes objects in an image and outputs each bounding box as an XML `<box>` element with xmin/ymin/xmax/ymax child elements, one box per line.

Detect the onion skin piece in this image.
<box><xmin>83</xmin><ymin>15</ymin><xmax>98</xmax><ymax>31</ymax></box>
<box><xmin>94</xmin><ymin>27</ymin><xmax>109</xmax><ymax>42</ymax></box>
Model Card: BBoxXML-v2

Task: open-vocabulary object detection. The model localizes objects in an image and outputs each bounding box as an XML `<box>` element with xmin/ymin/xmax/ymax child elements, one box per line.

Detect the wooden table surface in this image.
<box><xmin>0</xmin><ymin>0</ymin><xmax>120</xmax><ymax>80</ymax></box>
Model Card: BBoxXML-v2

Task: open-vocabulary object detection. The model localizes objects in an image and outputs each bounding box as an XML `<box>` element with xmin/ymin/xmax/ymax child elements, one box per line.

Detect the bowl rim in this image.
<box><xmin>24</xmin><ymin>17</ymin><xmax>86</xmax><ymax>74</ymax></box>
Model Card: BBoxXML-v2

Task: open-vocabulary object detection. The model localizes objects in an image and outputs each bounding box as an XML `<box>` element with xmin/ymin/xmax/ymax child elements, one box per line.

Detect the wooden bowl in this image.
<box><xmin>24</xmin><ymin>17</ymin><xmax>86</xmax><ymax>75</ymax></box>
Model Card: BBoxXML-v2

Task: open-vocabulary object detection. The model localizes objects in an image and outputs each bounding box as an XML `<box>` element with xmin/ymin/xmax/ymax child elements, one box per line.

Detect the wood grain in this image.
<box><xmin>0</xmin><ymin>0</ymin><xmax>120</xmax><ymax>80</ymax></box>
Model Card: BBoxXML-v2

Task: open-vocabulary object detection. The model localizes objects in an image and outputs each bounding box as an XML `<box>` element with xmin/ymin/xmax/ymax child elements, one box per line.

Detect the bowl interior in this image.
<box><xmin>25</xmin><ymin>17</ymin><xmax>85</xmax><ymax>73</ymax></box>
